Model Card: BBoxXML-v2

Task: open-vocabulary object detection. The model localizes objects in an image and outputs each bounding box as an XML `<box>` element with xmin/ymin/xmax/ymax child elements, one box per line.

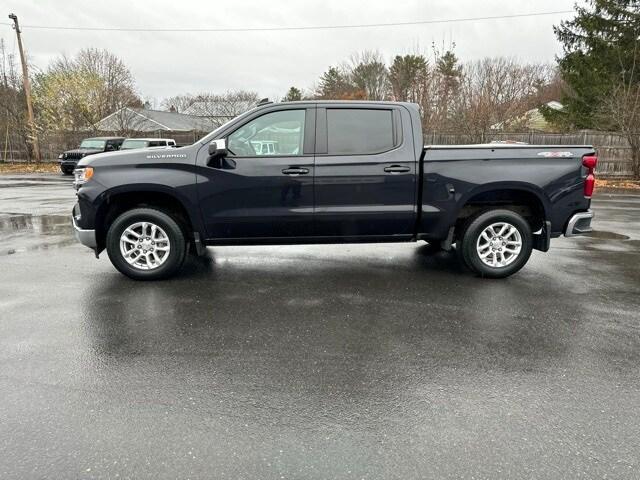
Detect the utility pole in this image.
<box><xmin>8</xmin><ymin>13</ymin><xmax>41</xmax><ymax>162</ymax></box>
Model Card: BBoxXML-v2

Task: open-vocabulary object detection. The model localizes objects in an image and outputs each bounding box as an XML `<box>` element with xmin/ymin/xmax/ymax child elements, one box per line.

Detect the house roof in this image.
<box><xmin>95</xmin><ymin>107</ymin><xmax>213</xmax><ymax>132</ymax></box>
<box><xmin>490</xmin><ymin>101</ymin><xmax>564</xmax><ymax>132</ymax></box>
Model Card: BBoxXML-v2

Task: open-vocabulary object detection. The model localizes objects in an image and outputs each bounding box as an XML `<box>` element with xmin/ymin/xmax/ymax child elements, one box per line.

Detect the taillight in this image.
<box><xmin>582</xmin><ymin>155</ymin><xmax>597</xmax><ymax>170</ymax></box>
<box><xmin>582</xmin><ymin>155</ymin><xmax>597</xmax><ymax>198</ymax></box>
<box><xmin>584</xmin><ymin>173</ymin><xmax>595</xmax><ymax>197</ymax></box>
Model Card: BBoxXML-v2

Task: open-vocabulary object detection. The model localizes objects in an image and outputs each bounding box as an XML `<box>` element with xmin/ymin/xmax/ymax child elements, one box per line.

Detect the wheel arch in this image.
<box><xmin>454</xmin><ymin>182</ymin><xmax>550</xmax><ymax>233</ymax></box>
<box><xmin>94</xmin><ymin>184</ymin><xmax>204</xmax><ymax>252</ymax></box>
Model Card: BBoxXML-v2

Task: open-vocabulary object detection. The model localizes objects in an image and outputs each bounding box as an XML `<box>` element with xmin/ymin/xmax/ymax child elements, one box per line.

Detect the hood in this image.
<box><xmin>77</xmin><ymin>145</ymin><xmax>193</xmax><ymax>168</ymax></box>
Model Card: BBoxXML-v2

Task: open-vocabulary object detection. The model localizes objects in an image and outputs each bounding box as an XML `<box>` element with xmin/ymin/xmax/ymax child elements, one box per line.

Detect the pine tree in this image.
<box><xmin>545</xmin><ymin>0</ymin><xmax>640</xmax><ymax>129</ymax></box>
<box><xmin>282</xmin><ymin>86</ymin><xmax>302</xmax><ymax>102</ymax></box>
<box><xmin>316</xmin><ymin>67</ymin><xmax>350</xmax><ymax>99</ymax></box>
<box><xmin>388</xmin><ymin>54</ymin><xmax>429</xmax><ymax>103</ymax></box>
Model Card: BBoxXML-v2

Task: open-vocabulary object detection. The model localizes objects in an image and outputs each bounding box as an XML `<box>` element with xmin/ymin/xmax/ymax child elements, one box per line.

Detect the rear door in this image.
<box><xmin>313</xmin><ymin>105</ymin><xmax>417</xmax><ymax>237</ymax></box>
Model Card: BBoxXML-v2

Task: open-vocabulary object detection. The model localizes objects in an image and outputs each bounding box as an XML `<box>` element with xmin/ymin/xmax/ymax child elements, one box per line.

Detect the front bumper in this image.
<box><xmin>564</xmin><ymin>209</ymin><xmax>594</xmax><ymax>237</ymax></box>
<box><xmin>59</xmin><ymin>160</ymin><xmax>79</xmax><ymax>168</ymax></box>
<box><xmin>72</xmin><ymin>213</ymin><xmax>97</xmax><ymax>248</ymax></box>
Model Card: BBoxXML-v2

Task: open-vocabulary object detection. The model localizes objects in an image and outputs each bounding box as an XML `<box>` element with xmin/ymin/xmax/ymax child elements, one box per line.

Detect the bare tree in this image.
<box><xmin>596</xmin><ymin>29</ymin><xmax>640</xmax><ymax>179</ymax></box>
<box><xmin>160</xmin><ymin>90</ymin><xmax>259</xmax><ymax>129</ymax></box>
<box><xmin>33</xmin><ymin>48</ymin><xmax>140</xmax><ymax>133</ymax></box>
<box><xmin>160</xmin><ymin>94</ymin><xmax>197</xmax><ymax>113</ymax></box>
<box><xmin>449</xmin><ymin>58</ymin><xmax>555</xmax><ymax>141</ymax></box>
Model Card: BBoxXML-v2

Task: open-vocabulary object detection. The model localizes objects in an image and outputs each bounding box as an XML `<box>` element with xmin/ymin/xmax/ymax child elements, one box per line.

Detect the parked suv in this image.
<box><xmin>120</xmin><ymin>138</ymin><xmax>176</xmax><ymax>150</ymax></box>
<box><xmin>58</xmin><ymin>137</ymin><xmax>124</xmax><ymax>175</ymax></box>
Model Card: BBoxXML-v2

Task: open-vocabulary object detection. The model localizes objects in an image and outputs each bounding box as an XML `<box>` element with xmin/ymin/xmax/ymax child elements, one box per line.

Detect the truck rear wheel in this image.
<box><xmin>106</xmin><ymin>207</ymin><xmax>187</xmax><ymax>280</ymax></box>
<box><xmin>458</xmin><ymin>209</ymin><xmax>532</xmax><ymax>278</ymax></box>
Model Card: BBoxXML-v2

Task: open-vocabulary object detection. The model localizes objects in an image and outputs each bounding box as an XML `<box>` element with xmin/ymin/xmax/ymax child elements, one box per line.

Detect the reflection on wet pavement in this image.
<box><xmin>0</xmin><ymin>174</ymin><xmax>76</xmax><ymax>254</ymax></box>
<box><xmin>0</xmin><ymin>213</ymin><xmax>74</xmax><ymax>254</ymax></box>
<box><xmin>1</xmin><ymin>174</ymin><xmax>640</xmax><ymax>479</ymax></box>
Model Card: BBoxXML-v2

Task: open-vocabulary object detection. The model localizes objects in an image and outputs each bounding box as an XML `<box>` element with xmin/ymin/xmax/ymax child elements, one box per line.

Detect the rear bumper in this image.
<box><xmin>564</xmin><ymin>209</ymin><xmax>594</xmax><ymax>237</ymax></box>
<box><xmin>72</xmin><ymin>213</ymin><xmax>97</xmax><ymax>248</ymax></box>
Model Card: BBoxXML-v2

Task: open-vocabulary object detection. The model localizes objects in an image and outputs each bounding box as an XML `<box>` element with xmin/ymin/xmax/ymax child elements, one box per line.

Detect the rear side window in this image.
<box><xmin>327</xmin><ymin>109</ymin><xmax>395</xmax><ymax>155</ymax></box>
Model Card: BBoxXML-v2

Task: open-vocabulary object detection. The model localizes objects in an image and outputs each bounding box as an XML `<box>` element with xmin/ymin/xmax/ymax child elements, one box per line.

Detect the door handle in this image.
<box><xmin>384</xmin><ymin>165</ymin><xmax>411</xmax><ymax>174</ymax></box>
<box><xmin>282</xmin><ymin>167</ymin><xmax>309</xmax><ymax>176</ymax></box>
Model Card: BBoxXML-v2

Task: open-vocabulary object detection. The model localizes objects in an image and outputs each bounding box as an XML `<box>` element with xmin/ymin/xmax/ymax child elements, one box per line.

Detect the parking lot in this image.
<box><xmin>1</xmin><ymin>174</ymin><xmax>639</xmax><ymax>479</ymax></box>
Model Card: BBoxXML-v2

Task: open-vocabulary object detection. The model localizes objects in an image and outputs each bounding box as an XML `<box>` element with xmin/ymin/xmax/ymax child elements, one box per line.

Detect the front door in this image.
<box><xmin>196</xmin><ymin>107</ymin><xmax>315</xmax><ymax>240</ymax></box>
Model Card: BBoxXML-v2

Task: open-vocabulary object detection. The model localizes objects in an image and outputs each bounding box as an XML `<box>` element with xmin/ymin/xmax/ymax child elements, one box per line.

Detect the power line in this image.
<box><xmin>0</xmin><ymin>10</ymin><xmax>574</xmax><ymax>33</ymax></box>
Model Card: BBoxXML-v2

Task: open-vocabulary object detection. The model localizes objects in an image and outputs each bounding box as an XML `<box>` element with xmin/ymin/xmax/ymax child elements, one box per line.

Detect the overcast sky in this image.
<box><xmin>2</xmin><ymin>0</ymin><xmax>579</xmax><ymax>104</ymax></box>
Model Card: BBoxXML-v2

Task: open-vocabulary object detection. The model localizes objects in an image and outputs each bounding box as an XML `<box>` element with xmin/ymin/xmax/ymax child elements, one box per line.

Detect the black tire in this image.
<box><xmin>61</xmin><ymin>166</ymin><xmax>74</xmax><ymax>175</ymax></box>
<box><xmin>458</xmin><ymin>209</ymin><xmax>532</xmax><ymax>279</ymax></box>
<box><xmin>106</xmin><ymin>207</ymin><xmax>187</xmax><ymax>280</ymax></box>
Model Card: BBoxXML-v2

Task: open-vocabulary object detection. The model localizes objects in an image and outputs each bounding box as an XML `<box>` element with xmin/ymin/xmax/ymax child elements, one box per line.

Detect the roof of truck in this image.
<box><xmin>272</xmin><ymin>100</ymin><xmax>418</xmax><ymax>107</ymax></box>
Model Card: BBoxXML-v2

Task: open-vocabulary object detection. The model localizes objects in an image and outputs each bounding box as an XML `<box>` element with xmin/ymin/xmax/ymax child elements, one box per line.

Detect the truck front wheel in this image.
<box><xmin>458</xmin><ymin>209</ymin><xmax>533</xmax><ymax>278</ymax></box>
<box><xmin>106</xmin><ymin>208</ymin><xmax>187</xmax><ymax>280</ymax></box>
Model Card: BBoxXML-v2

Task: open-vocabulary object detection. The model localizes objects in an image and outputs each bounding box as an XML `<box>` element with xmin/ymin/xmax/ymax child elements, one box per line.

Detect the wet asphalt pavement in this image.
<box><xmin>1</xmin><ymin>174</ymin><xmax>639</xmax><ymax>479</ymax></box>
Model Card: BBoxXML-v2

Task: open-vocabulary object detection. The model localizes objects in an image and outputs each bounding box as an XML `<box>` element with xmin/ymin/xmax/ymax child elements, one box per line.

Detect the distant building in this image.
<box><xmin>94</xmin><ymin>107</ymin><xmax>214</xmax><ymax>134</ymax></box>
<box><xmin>491</xmin><ymin>101</ymin><xmax>564</xmax><ymax>132</ymax></box>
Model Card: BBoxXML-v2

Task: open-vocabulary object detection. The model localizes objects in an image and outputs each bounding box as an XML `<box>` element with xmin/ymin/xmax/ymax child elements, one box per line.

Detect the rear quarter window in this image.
<box><xmin>327</xmin><ymin>109</ymin><xmax>395</xmax><ymax>155</ymax></box>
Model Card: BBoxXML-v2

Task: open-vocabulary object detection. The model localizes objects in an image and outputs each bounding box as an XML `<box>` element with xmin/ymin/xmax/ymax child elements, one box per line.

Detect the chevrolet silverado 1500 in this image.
<box><xmin>71</xmin><ymin>101</ymin><xmax>596</xmax><ymax>280</ymax></box>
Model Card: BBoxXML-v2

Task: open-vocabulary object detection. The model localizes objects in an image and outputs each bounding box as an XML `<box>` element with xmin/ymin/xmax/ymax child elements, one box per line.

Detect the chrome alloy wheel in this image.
<box><xmin>476</xmin><ymin>222</ymin><xmax>522</xmax><ymax>268</ymax></box>
<box><xmin>119</xmin><ymin>221</ymin><xmax>171</xmax><ymax>271</ymax></box>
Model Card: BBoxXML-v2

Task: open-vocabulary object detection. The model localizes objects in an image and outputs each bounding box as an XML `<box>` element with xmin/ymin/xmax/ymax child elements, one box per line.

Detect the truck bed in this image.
<box><xmin>418</xmin><ymin>144</ymin><xmax>596</xmax><ymax>241</ymax></box>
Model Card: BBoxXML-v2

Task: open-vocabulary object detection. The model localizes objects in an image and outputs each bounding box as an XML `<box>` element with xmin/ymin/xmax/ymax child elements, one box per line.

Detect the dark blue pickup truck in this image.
<box><xmin>71</xmin><ymin>100</ymin><xmax>596</xmax><ymax>280</ymax></box>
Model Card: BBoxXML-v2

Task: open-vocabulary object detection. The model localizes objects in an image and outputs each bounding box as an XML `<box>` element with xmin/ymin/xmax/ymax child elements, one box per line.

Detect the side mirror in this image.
<box><xmin>208</xmin><ymin>138</ymin><xmax>228</xmax><ymax>157</ymax></box>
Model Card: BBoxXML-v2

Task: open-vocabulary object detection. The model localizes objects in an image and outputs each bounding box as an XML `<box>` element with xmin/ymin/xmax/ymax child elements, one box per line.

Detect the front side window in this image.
<box><xmin>228</xmin><ymin>109</ymin><xmax>305</xmax><ymax>157</ymax></box>
<box><xmin>327</xmin><ymin>109</ymin><xmax>395</xmax><ymax>155</ymax></box>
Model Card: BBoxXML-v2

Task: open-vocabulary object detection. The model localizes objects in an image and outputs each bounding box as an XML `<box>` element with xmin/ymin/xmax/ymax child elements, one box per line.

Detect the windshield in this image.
<box><xmin>121</xmin><ymin>140</ymin><xmax>149</xmax><ymax>150</ymax></box>
<box><xmin>79</xmin><ymin>139</ymin><xmax>106</xmax><ymax>149</ymax></box>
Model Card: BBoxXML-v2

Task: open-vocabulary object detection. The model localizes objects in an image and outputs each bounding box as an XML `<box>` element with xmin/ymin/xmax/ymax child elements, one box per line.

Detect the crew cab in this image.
<box><xmin>58</xmin><ymin>137</ymin><xmax>124</xmax><ymax>175</ymax></box>
<box><xmin>71</xmin><ymin>101</ymin><xmax>596</xmax><ymax>280</ymax></box>
<box><xmin>120</xmin><ymin>138</ymin><xmax>177</xmax><ymax>150</ymax></box>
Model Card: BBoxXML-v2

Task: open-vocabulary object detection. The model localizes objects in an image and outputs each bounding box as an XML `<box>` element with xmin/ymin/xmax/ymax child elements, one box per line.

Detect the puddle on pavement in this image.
<box><xmin>0</xmin><ymin>213</ymin><xmax>74</xmax><ymax>255</ymax></box>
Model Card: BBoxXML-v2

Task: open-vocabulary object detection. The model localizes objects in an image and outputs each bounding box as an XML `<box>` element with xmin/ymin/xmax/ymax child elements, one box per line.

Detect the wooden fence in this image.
<box><xmin>1</xmin><ymin>128</ymin><xmax>637</xmax><ymax>177</ymax></box>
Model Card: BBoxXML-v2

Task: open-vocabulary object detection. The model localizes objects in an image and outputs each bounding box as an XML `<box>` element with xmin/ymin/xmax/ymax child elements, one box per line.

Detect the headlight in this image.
<box><xmin>74</xmin><ymin>167</ymin><xmax>94</xmax><ymax>186</ymax></box>
<box><xmin>58</xmin><ymin>153</ymin><xmax>64</xmax><ymax>159</ymax></box>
